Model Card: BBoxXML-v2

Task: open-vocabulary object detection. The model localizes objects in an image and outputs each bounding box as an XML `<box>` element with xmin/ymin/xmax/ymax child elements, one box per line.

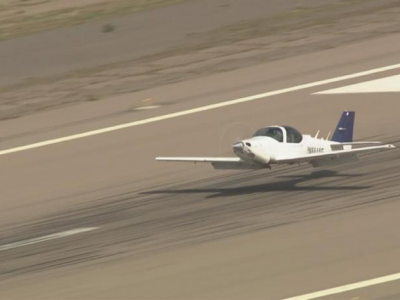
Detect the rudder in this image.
<box><xmin>331</xmin><ymin>111</ymin><xmax>355</xmax><ymax>143</ymax></box>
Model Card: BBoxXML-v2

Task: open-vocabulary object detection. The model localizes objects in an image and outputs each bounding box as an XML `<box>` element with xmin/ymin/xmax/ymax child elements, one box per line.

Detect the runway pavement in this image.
<box><xmin>1</xmin><ymin>2</ymin><xmax>400</xmax><ymax>300</ymax></box>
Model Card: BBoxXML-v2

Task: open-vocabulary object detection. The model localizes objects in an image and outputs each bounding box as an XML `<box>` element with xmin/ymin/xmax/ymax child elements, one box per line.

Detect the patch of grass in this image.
<box><xmin>0</xmin><ymin>0</ymin><xmax>188</xmax><ymax>40</ymax></box>
<box><xmin>182</xmin><ymin>0</ymin><xmax>391</xmax><ymax>50</ymax></box>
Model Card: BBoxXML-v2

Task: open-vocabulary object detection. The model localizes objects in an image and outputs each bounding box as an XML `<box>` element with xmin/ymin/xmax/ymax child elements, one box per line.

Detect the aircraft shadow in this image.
<box><xmin>142</xmin><ymin>170</ymin><xmax>370</xmax><ymax>199</ymax></box>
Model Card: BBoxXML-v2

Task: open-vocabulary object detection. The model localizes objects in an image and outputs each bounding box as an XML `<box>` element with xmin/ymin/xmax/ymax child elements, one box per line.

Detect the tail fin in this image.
<box><xmin>331</xmin><ymin>111</ymin><xmax>355</xmax><ymax>143</ymax></box>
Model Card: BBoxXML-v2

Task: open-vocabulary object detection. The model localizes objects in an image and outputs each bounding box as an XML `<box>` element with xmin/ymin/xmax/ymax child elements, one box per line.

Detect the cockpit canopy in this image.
<box><xmin>253</xmin><ymin>126</ymin><xmax>303</xmax><ymax>143</ymax></box>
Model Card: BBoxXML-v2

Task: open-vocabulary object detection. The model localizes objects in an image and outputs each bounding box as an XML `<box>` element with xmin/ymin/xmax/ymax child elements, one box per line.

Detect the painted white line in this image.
<box><xmin>135</xmin><ymin>105</ymin><xmax>161</xmax><ymax>110</ymax></box>
<box><xmin>0</xmin><ymin>227</ymin><xmax>99</xmax><ymax>252</ymax></box>
<box><xmin>283</xmin><ymin>272</ymin><xmax>400</xmax><ymax>300</ymax></box>
<box><xmin>315</xmin><ymin>74</ymin><xmax>400</xmax><ymax>94</ymax></box>
<box><xmin>1</xmin><ymin>63</ymin><xmax>400</xmax><ymax>157</ymax></box>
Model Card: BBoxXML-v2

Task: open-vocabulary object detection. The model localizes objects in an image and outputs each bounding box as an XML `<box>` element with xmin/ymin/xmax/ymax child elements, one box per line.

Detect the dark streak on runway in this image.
<box><xmin>1</xmin><ymin>136</ymin><xmax>399</xmax><ymax>281</ymax></box>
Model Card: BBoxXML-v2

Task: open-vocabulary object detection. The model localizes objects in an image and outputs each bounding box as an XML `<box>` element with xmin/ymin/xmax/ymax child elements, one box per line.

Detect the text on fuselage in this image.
<box><xmin>308</xmin><ymin>147</ymin><xmax>324</xmax><ymax>154</ymax></box>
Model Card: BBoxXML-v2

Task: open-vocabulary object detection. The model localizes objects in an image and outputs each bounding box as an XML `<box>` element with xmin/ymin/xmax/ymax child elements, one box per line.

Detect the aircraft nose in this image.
<box><xmin>232</xmin><ymin>141</ymin><xmax>245</xmax><ymax>152</ymax></box>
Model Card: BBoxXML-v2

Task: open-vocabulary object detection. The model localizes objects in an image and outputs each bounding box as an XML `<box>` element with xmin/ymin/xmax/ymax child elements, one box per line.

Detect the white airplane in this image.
<box><xmin>156</xmin><ymin>111</ymin><xmax>395</xmax><ymax>170</ymax></box>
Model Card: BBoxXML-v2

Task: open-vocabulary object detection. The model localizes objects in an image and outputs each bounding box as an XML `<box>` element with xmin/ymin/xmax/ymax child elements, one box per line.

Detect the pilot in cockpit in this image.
<box><xmin>287</xmin><ymin>132</ymin><xmax>295</xmax><ymax>143</ymax></box>
<box><xmin>271</xmin><ymin>128</ymin><xmax>283</xmax><ymax>142</ymax></box>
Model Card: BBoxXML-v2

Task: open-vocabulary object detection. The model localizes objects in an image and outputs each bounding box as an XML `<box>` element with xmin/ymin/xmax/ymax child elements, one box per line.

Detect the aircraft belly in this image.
<box><xmin>311</xmin><ymin>155</ymin><xmax>359</xmax><ymax>167</ymax></box>
<box><xmin>211</xmin><ymin>161</ymin><xmax>264</xmax><ymax>170</ymax></box>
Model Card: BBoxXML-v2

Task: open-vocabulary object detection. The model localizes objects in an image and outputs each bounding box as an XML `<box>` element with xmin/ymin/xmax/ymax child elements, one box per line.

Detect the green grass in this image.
<box><xmin>0</xmin><ymin>0</ymin><xmax>188</xmax><ymax>40</ymax></box>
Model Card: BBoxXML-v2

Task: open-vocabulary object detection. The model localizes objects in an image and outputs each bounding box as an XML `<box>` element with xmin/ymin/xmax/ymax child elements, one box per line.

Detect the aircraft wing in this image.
<box><xmin>155</xmin><ymin>157</ymin><xmax>261</xmax><ymax>170</ymax></box>
<box><xmin>275</xmin><ymin>144</ymin><xmax>395</xmax><ymax>165</ymax></box>
<box><xmin>156</xmin><ymin>157</ymin><xmax>241</xmax><ymax>163</ymax></box>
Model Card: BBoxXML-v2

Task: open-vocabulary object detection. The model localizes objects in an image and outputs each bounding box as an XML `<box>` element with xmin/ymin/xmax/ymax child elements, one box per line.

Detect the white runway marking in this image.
<box><xmin>135</xmin><ymin>105</ymin><xmax>161</xmax><ymax>110</ymax></box>
<box><xmin>283</xmin><ymin>272</ymin><xmax>400</xmax><ymax>300</ymax></box>
<box><xmin>0</xmin><ymin>227</ymin><xmax>99</xmax><ymax>252</ymax></box>
<box><xmin>316</xmin><ymin>74</ymin><xmax>400</xmax><ymax>94</ymax></box>
<box><xmin>1</xmin><ymin>63</ymin><xmax>400</xmax><ymax>157</ymax></box>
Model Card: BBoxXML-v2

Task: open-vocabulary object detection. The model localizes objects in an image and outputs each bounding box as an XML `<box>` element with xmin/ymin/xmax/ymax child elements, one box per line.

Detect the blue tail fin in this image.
<box><xmin>331</xmin><ymin>111</ymin><xmax>355</xmax><ymax>143</ymax></box>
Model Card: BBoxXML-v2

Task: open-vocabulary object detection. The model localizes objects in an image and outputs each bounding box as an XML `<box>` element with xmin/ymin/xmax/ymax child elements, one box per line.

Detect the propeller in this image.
<box><xmin>218</xmin><ymin>122</ymin><xmax>252</xmax><ymax>156</ymax></box>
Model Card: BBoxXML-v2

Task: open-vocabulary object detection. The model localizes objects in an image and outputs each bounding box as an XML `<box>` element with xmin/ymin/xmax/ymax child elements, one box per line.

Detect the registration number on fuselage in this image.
<box><xmin>307</xmin><ymin>147</ymin><xmax>324</xmax><ymax>154</ymax></box>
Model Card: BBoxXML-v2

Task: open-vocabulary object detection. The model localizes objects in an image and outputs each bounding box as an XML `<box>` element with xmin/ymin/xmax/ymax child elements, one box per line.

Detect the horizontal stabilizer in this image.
<box><xmin>340</xmin><ymin>141</ymin><xmax>382</xmax><ymax>146</ymax></box>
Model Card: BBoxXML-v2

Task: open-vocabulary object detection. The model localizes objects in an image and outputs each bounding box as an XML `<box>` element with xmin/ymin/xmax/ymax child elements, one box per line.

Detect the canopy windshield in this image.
<box><xmin>283</xmin><ymin>126</ymin><xmax>303</xmax><ymax>143</ymax></box>
<box><xmin>253</xmin><ymin>126</ymin><xmax>303</xmax><ymax>143</ymax></box>
<box><xmin>253</xmin><ymin>127</ymin><xmax>283</xmax><ymax>143</ymax></box>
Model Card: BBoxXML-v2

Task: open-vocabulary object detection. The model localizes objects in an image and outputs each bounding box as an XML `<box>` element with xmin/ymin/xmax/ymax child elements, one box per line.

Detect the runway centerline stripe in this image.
<box><xmin>283</xmin><ymin>272</ymin><xmax>400</xmax><ymax>300</ymax></box>
<box><xmin>0</xmin><ymin>227</ymin><xmax>99</xmax><ymax>252</ymax></box>
<box><xmin>1</xmin><ymin>63</ymin><xmax>400</xmax><ymax>156</ymax></box>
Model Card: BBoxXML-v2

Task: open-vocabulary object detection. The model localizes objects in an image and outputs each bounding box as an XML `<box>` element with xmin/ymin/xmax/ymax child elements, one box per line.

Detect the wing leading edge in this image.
<box><xmin>155</xmin><ymin>157</ymin><xmax>262</xmax><ymax>170</ymax></box>
<box><xmin>156</xmin><ymin>157</ymin><xmax>241</xmax><ymax>163</ymax></box>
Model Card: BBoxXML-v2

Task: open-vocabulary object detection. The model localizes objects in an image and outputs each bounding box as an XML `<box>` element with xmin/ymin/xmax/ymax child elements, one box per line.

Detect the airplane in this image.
<box><xmin>156</xmin><ymin>111</ymin><xmax>395</xmax><ymax>170</ymax></box>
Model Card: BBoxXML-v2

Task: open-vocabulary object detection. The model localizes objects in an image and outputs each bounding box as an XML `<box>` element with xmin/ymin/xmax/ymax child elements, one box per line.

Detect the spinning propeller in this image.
<box><xmin>218</xmin><ymin>122</ymin><xmax>252</xmax><ymax>156</ymax></box>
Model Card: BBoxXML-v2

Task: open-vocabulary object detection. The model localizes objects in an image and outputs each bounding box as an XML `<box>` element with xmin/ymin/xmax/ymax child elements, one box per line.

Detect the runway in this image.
<box><xmin>1</xmin><ymin>1</ymin><xmax>400</xmax><ymax>299</ymax></box>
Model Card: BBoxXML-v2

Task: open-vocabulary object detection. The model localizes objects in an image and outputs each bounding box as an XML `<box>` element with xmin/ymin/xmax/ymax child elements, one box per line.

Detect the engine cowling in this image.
<box><xmin>232</xmin><ymin>141</ymin><xmax>270</xmax><ymax>165</ymax></box>
<box><xmin>251</xmin><ymin>147</ymin><xmax>270</xmax><ymax>165</ymax></box>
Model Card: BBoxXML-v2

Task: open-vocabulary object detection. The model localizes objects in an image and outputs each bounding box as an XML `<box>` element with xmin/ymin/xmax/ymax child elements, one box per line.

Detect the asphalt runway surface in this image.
<box><xmin>1</xmin><ymin>1</ymin><xmax>400</xmax><ymax>300</ymax></box>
